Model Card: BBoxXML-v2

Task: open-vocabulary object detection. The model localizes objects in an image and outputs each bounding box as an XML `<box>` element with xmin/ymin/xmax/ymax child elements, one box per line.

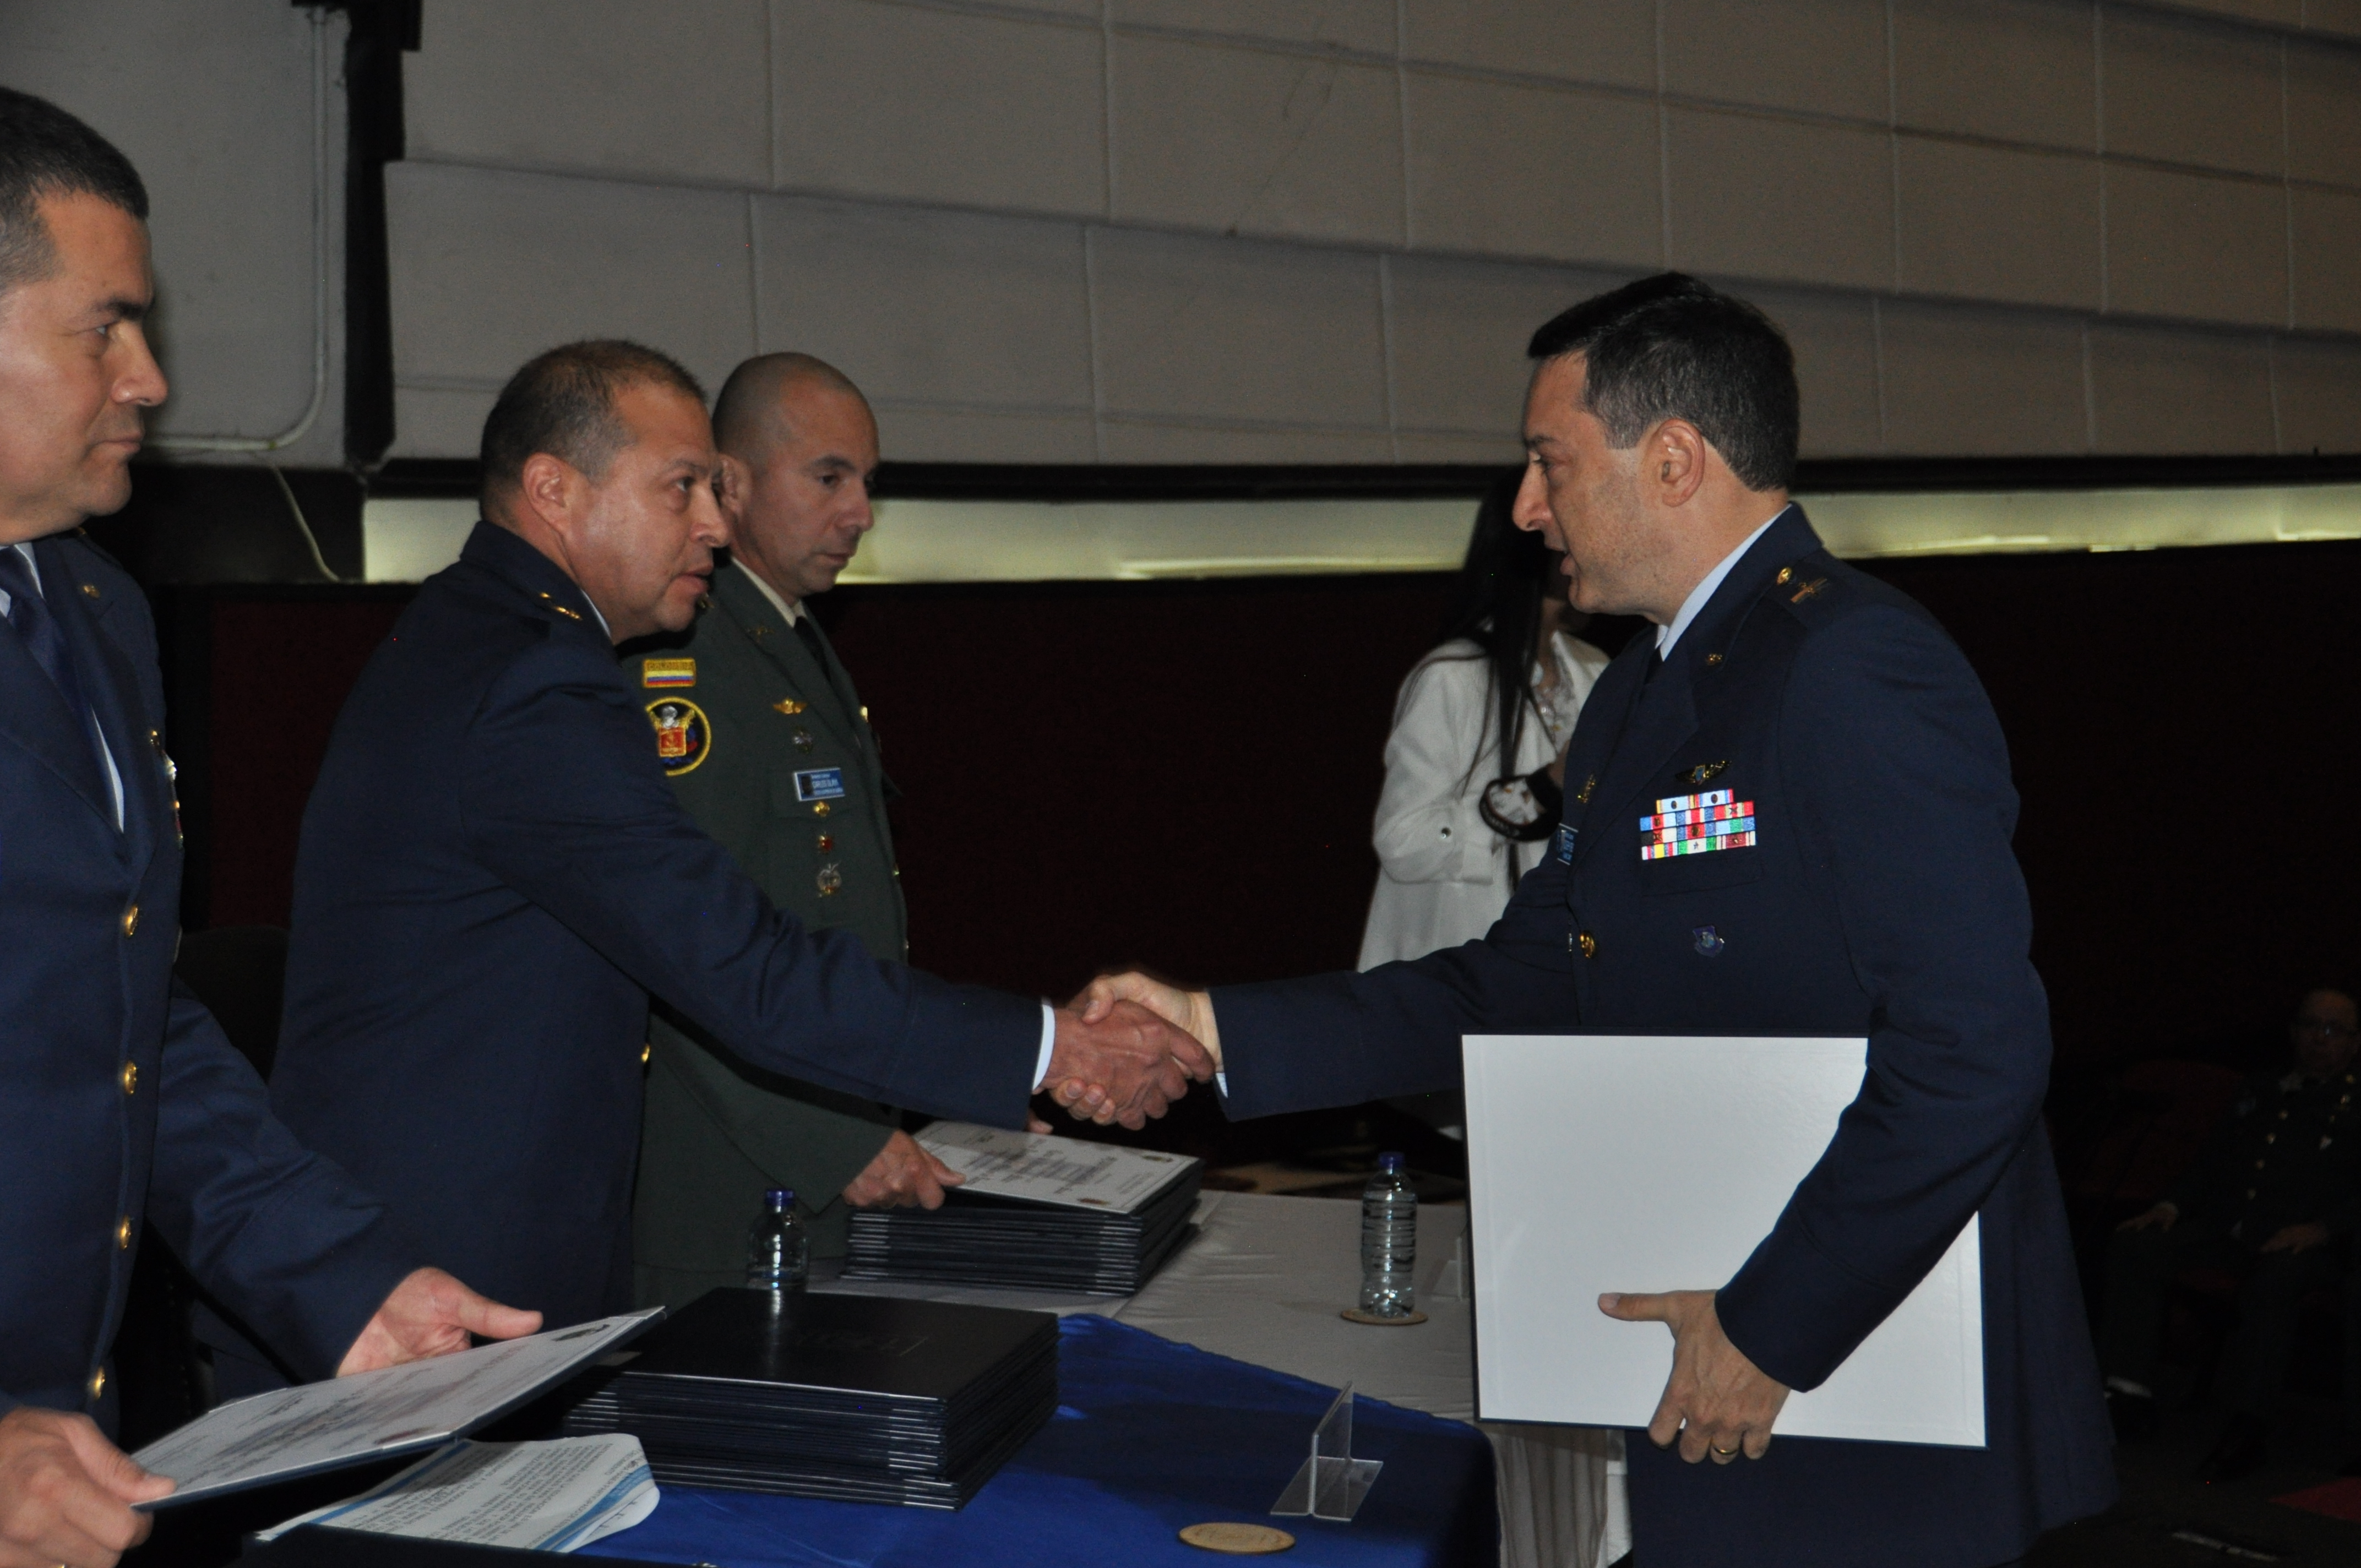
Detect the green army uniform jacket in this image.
<box><xmin>623</xmin><ymin>563</ymin><xmax>908</xmax><ymax>1307</ymax></box>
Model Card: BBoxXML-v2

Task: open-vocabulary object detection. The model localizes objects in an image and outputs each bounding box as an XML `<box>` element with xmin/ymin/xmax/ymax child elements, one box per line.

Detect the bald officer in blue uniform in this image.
<box><xmin>1080</xmin><ymin>276</ymin><xmax>2114</xmax><ymax>1567</ymax></box>
<box><xmin>265</xmin><ymin>341</ymin><xmax>1210</xmax><ymax>1346</ymax></box>
<box><xmin>0</xmin><ymin>91</ymin><xmax>536</xmax><ymax>1568</ymax></box>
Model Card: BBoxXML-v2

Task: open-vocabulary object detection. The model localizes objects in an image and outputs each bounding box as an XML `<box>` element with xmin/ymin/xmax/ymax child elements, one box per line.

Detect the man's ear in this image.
<box><xmin>1644</xmin><ymin>420</ymin><xmax>1709</xmax><ymax>508</ymax></box>
<box><xmin>517</xmin><ymin>451</ymin><xmax>581</xmax><ymax>537</ymax></box>
<box><xmin>714</xmin><ymin>454</ymin><xmax>749</xmax><ymax>525</ymax></box>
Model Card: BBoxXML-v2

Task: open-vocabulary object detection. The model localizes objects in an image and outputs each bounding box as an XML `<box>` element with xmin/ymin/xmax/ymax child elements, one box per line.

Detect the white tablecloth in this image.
<box><xmin>815</xmin><ymin>1190</ymin><xmax>1628</xmax><ymax>1568</ymax></box>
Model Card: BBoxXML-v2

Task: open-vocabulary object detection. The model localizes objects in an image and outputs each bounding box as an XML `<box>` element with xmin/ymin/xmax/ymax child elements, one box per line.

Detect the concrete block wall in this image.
<box><xmin>385</xmin><ymin>0</ymin><xmax>2361</xmax><ymax>464</ymax></box>
<box><xmin>2</xmin><ymin>2</ymin><xmax>347</xmax><ymax>467</ymax></box>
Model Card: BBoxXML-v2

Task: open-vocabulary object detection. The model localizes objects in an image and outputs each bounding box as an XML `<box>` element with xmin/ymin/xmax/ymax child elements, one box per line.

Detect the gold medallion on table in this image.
<box><xmin>1179</xmin><ymin>1522</ymin><xmax>1295</xmax><ymax>1555</ymax></box>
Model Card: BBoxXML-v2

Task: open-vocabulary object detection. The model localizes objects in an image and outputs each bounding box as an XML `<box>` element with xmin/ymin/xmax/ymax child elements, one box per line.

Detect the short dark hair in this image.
<box><xmin>0</xmin><ymin>88</ymin><xmax>149</xmax><ymax>300</ymax></box>
<box><xmin>479</xmin><ymin>340</ymin><xmax>707</xmax><ymax>504</ymax></box>
<box><xmin>1527</xmin><ymin>273</ymin><xmax>1799</xmax><ymax>492</ymax></box>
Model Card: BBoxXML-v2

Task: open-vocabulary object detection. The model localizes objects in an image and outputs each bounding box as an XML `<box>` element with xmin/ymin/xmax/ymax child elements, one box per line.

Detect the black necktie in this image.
<box><xmin>791</xmin><ymin>612</ymin><xmax>827</xmax><ymax>671</ymax></box>
<box><xmin>0</xmin><ymin>546</ymin><xmax>110</xmax><ymax>795</ymax></box>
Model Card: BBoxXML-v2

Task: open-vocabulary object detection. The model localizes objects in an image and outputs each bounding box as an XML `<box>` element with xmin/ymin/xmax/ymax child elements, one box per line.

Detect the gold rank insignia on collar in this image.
<box><xmin>536</xmin><ymin>591</ymin><xmax>582</xmax><ymax>622</ymax></box>
<box><xmin>1574</xmin><ymin>774</ymin><xmax>1597</xmax><ymax>804</ymax></box>
<box><xmin>773</xmin><ymin>698</ymin><xmax>807</xmax><ymax>716</ymax></box>
<box><xmin>1683</xmin><ymin>759</ymin><xmax>1729</xmax><ymax>786</ymax></box>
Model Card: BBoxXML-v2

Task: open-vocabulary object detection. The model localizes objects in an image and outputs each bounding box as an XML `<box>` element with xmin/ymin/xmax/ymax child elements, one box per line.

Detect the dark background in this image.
<box><xmin>135</xmin><ymin>533</ymin><xmax>2361</xmax><ymax>1096</ymax></box>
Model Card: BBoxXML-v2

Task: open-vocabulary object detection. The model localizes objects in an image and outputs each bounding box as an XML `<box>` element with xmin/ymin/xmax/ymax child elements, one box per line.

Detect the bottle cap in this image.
<box><xmin>1378</xmin><ymin>1152</ymin><xmax>1405</xmax><ymax>1172</ymax></box>
<box><xmin>766</xmin><ymin>1187</ymin><xmax>796</xmax><ymax>1210</ymax></box>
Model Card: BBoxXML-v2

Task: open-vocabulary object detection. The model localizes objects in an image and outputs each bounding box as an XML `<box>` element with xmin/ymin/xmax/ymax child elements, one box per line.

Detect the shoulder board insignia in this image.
<box><xmin>643</xmin><ymin>658</ymin><xmax>695</xmax><ymax>688</ymax></box>
<box><xmin>648</xmin><ymin>698</ymin><xmax>711</xmax><ymax>776</ymax></box>
<box><xmin>773</xmin><ymin>698</ymin><xmax>807</xmax><ymax>716</ymax></box>
<box><xmin>1789</xmin><ymin>578</ymin><xmax>1830</xmax><ymax>603</ymax></box>
<box><xmin>1682</xmin><ymin>759</ymin><xmax>1728</xmax><ymax>786</ymax></box>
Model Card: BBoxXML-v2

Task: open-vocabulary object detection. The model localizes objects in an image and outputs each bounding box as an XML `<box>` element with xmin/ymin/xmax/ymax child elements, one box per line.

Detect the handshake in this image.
<box><xmin>1038</xmin><ymin>972</ymin><xmax>1222</xmax><ymax>1130</ymax></box>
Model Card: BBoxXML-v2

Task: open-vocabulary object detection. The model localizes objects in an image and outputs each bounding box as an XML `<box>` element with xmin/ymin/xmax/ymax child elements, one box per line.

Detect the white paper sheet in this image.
<box><xmin>134</xmin><ymin>1309</ymin><xmax>662</xmax><ymax>1505</ymax></box>
<box><xmin>917</xmin><ymin>1121</ymin><xmax>1191</xmax><ymax>1213</ymax></box>
<box><xmin>255</xmin><ymin>1435</ymin><xmax>658</xmax><ymax>1552</ymax></box>
<box><xmin>1462</xmin><ymin>1035</ymin><xmax>1984</xmax><ymax>1448</ymax></box>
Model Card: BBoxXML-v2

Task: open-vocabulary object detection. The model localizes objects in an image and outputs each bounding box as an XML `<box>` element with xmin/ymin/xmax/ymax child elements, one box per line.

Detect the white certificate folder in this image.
<box><xmin>1462</xmin><ymin>1035</ymin><xmax>1984</xmax><ymax>1448</ymax></box>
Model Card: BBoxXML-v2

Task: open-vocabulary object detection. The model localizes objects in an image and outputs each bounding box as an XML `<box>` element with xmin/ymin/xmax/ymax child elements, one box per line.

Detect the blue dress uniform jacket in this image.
<box><xmin>1210</xmin><ymin>508</ymin><xmax>2115</xmax><ymax>1567</ymax></box>
<box><xmin>0</xmin><ymin>533</ymin><xmax>414</xmax><ymax>1429</ymax></box>
<box><xmin>270</xmin><ymin>522</ymin><xmax>1040</xmax><ymax>1331</ymax></box>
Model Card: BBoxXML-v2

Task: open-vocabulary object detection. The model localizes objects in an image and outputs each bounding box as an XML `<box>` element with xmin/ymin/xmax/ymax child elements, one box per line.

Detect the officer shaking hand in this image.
<box><xmin>255</xmin><ymin>339</ymin><xmax>1209</xmax><ymax>1357</ymax></box>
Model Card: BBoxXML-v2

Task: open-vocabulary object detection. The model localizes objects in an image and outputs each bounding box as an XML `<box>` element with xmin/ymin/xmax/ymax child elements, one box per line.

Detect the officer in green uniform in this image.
<box><xmin>2097</xmin><ymin>986</ymin><xmax>2361</xmax><ymax>1474</ymax></box>
<box><xmin>624</xmin><ymin>353</ymin><xmax>962</xmax><ymax>1308</ymax></box>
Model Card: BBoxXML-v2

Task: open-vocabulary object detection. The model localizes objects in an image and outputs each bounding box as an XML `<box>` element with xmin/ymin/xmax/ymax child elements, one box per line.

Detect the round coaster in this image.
<box><xmin>1340</xmin><ymin>1307</ymin><xmax>1429</xmax><ymax>1326</ymax></box>
<box><xmin>1180</xmin><ymin>1522</ymin><xmax>1296</xmax><ymax>1554</ymax></box>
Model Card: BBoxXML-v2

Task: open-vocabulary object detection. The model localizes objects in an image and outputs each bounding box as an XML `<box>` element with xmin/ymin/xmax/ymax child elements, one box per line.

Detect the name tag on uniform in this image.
<box><xmin>794</xmin><ymin>767</ymin><xmax>847</xmax><ymax>803</ymax></box>
<box><xmin>1639</xmin><ymin>788</ymin><xmax>1756</xmax><ymax>861</ymax></box>
<box><xmin>1555</xmin><ymin>824</ymin><xmax>1577</xmax><ymax>864</ymax></box>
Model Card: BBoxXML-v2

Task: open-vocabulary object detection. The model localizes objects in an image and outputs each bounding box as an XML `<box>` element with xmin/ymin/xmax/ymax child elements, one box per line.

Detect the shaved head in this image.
<box><xmin>712</xmin><ymin>352</ymin><xmax>866</xmax><ymax>460</ymax></box>
<box><xmin>710</xmin><ymin>352</ymin><xmax>879</xmax><ymax>606</ymax></box>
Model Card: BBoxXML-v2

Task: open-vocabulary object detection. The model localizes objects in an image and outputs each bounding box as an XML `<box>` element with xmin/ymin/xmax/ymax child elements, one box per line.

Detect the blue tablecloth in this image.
<box><xmin>581</xmin><ymin>1314</ymin><xmax>1496</xmax><ymax>1568</ymax></box>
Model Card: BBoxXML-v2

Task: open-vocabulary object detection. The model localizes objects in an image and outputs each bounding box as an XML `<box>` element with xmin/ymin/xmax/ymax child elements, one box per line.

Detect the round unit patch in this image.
<box><xmin>646</xmin><ymin>698</ymin><xmax>711</xmax><ymax>776</ymax></box>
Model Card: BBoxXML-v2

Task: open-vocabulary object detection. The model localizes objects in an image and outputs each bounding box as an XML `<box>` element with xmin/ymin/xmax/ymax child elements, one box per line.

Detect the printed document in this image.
<box><xmin>257</xmin><ymin>1435</ymin><xmax>657</xmax><ymax>1552</ymax></box>
<box><xmin>918</xmin><ymin>1122</ymin><xmax>1190</xmax><ymax>1213</ymax></box>
<box><xmin>1462</xmin><ymin>1035</ymin><xmax>1984</xmax><ymax>1447</ymax></box>
<box><xmin>133</xmin><ymin>1309</ymin><xmax>662</xmax><ymax>1506</ymax></box>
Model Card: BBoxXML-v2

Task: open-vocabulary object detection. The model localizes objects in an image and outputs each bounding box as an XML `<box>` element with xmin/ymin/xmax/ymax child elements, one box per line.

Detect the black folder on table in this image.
<box><xmin>844</xmin><ymin>1155</ymin><xmax>1203</xmax><ymax>1295</ymax></box>
<box><xmin>560</xmin><ymin>1288</ymin><xmax>1058</xmax><ymax>1509</ymax></box>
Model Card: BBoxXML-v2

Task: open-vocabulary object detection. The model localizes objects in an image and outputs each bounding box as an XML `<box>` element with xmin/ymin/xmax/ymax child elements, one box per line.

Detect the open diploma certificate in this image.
<box><xmin>131</xmin><ymin>1309</ymin><xmax>662</xmax><ymax>1506</ymax></box>
<box><xmin>917</xmin><ymin>1121</ymin><xmax>1192</xmax><ymax>1212</ymax></box>
<box><xmin>1462</xmin><ymin>1035</ymin><xmax>1984</xmax><ymax>1448</ymax></box>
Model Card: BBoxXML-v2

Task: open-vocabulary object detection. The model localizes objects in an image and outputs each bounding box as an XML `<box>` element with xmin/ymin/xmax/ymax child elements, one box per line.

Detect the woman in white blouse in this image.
<box><xmin>1358</xmin><ymin>479</ymin><xmax>1632</xmax><ymax>1568</ymax></box>
<box><xmin>1358</xmin><ymin>479</ymin><xmax>1611</xmax><ymax>971</ymax></box>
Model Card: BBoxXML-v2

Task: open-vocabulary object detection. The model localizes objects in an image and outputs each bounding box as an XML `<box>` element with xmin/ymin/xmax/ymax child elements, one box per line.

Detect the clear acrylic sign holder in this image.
<box><xmin>1269</xmin><ymin>1383</ymin><xmax>1382</xmax><ymax>1522</ymax></box>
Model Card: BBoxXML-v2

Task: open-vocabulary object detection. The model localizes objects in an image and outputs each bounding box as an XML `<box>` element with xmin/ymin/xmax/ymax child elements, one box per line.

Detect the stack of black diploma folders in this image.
<box><xmin>842</xmin><ymin>1123</ymin><xmax>1205</xmax><ymax>1295</ymax></box>
<box><xmin>559</xmin><ymin>1287</ymin><xmax>1059</xmax><ymax>1509</ymax></box>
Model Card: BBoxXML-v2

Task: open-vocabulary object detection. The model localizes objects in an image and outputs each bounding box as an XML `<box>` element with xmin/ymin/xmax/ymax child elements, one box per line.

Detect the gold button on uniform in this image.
<box><xmin>1577</xmin><ymin>930</ymin><xmax>1597</xmax><ymax>959</ymax></box>
<box><xmin>1705</xmin><ymin>652</ymin><xmax>1724</xmax><ymax>667</ymax></box>
<box><xmin>1776</xmin><ymin>567</ymin><xmax>1793</xmax><ymax>585</ymax></box>
<box><xmin>121</xmin><ymin>904</ymin><xmax>139</xmax><ymax>937</ymax></box>
<box><xmin>81</xmin><ymin>582</ymin><xmax>100</xmax><ymax>599</ymax></box>
<box><xmin>813</xmin><ymin>802</ymin><xmax>830</xmax><ymax>818</ymax></box>
<box><xmin>88</xmin><ymin>1368</ymin><xmax>106</xmax><ymax>1400</ymax></box>
<box><xmin>116</xmin><ymin>1217</ymin><xmax>132</xmax><ymax>1249</ymax></box>
<box><xmin>120</xmin><ymin>1061</ymin><xmax>138</xmax><ymax>1095</ymax></box>
<box><xmin>640</xmin><ymin>1041</ymin><xmax>652</xmax><ymax>1066</ymax></box>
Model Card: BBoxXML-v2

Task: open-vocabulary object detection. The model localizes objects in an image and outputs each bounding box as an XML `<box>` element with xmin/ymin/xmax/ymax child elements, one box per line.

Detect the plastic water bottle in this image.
<box><xmin>1358</xmin><ymin>1153</ymin><xmax>1417</xmax><ymax>1318</ymax></box>
<box><xmin>746</xmin><ymin>1187</ymin><xmax>809</xmax><ymax>1294</ymax></box>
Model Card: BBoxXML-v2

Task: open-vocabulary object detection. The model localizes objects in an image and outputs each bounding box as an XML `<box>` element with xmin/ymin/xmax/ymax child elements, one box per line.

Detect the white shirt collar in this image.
<box><xmin>738</xmin><ymin>564</ymin><xmax>806</xmax><ymax>625</ymax></box>
<box><xmin>1655</xmin><ymin>505</ymin><xmax>1791</xmax><ymax>659</ymax></box>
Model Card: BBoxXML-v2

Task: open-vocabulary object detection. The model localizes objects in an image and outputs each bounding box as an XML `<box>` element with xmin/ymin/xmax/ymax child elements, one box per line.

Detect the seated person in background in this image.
<box><xmin>626</xmin><ymin>352</ymin><xmax>964</xmax><ymax>1306</ymax></box>
<box><xmin>1358</xmin><ymin>471</ymin><xmax>1609</xmax><ymax>976</ymax></box>
<box><xmin>2097</xmin><ymin>986</ymin><xmax>2361</xmax><ymax>1478</ymax></box>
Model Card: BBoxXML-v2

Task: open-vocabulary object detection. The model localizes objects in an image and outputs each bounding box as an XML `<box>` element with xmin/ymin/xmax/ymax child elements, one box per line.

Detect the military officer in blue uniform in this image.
<box><xmin>265</xmin><ymin>340</ymin><xmax>1210</xmax><ymax>1351</ymax></box>
<box><xmin>0</xmin><ymin>91</ymin><xmax>535</xmax><ymax>1568</ymax></box>
<box><xmin>1077</xmin><ymin>275</ymin><xmax>2115</xmax><ymax>1567</ymax></box>
<box><xmin>625</xmin><ymin>354</ymin><xmax>965</xmax><ymax>1307</ymax></box>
